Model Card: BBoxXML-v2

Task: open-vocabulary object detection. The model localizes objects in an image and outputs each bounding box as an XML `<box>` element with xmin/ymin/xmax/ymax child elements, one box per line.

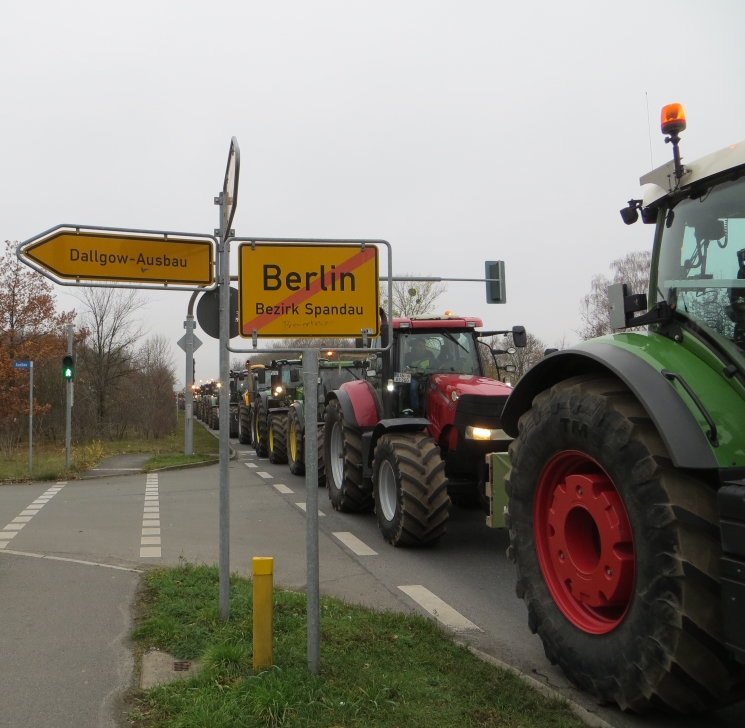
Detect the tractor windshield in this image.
<box><xmin>657</xmin><ymin>176</ymin><xmax>745</xmax><ymax>353</ymax></box>
<box><xmin>399</xmin><ymin>331</ymin><xmax>481</xmax><ymax>375</ymax></box>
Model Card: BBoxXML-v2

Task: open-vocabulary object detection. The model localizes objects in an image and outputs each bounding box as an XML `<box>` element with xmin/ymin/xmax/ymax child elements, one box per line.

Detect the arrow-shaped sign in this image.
<box><xmin>18</xmin><ymin>226</ymin><xmax>216</xmax><ymax>289</ymax></box>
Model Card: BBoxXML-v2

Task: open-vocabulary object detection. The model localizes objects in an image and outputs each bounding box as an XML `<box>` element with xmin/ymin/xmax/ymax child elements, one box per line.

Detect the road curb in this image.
<box><xmin>146</xmin><ymin>458</ymin><xmax>219</xmax><ymax>474</ymax></box>
<box><xmin>462</xmin><ymin>644</ymin><xmax>615</xmax><ymax>728</ymax></box>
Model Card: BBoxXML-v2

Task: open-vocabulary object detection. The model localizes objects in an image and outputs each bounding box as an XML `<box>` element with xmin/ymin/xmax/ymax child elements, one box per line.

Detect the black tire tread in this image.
<box><xmin>373</xmin><ymin>432</ymin><xmax>450</xmax><ymax>547</ymax></box>
<box><xmin>268</xmin><ymin>412</ymin><xmax>288</xmax><ymax>464</ymax></box>
<box><xmin>287</xmin><ymin>407</ymin><xmax>305</xmax><ymax>476</ymax></box>
<box><xmin>254</xmin><ymin>398</ymin><xmax>268</xmax><ymax>457</ymax></box>
<box><xmin>325</xmin><ymin>400</ymin><xmax>371</xmax><ymax>511</ymax></box>
<box><xmin>238</xmin><ymin>406</ymin><xmax>251</xmax><ymax>444</ymax></box>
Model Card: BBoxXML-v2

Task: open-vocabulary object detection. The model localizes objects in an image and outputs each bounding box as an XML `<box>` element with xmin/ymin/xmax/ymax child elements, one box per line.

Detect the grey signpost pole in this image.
<box><xmin>218</xmin><ymin>137</ymin><xmax>239</xmax><ymax>623</ymax></box>
<box><xmin>65</xmin><ymin>325</ymin><xmax>73</xmax><ymax>469</ymax></box>
<box><xmin>184</xmin><ymin>317</ymin><xmax>196</xmax><ymax>455</ymax></box>
<box><xmin>28</xmin><ymin>361</ymin><xmax>33</xmax><ymax>473</ymax></box>
<box><xmin>302</xmin><ymin>348</ymin><xmax>321</xmax><ymax>674</ymax></box>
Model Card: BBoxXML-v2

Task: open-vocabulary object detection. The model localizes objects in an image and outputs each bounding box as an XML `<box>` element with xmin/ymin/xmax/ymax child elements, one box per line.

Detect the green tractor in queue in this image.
<box><xmin>279</xmin><ymin>356</ymin><xmax>371</xmax><ymax>487</ymax></box>
<box><xmin>490</xmin><ymin>103</ymin><xmax>745</xmax><ymax>713</ymax></box>
<box><xmin>249</xmin><ymin>360</ymin><xmax>304</xmax><ymax>461</ymax></box>
<box><xmin>237</xmin><ymin>364</ymin><xmax>270</xmax><ymax>446</ymax></box>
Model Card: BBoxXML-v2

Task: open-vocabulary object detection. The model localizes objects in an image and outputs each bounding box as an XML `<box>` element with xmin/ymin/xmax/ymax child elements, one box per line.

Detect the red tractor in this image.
<box><xmin>323</xmin><ymin>313</ymin><xmax>525</xmax><ymax>546</ymax></box>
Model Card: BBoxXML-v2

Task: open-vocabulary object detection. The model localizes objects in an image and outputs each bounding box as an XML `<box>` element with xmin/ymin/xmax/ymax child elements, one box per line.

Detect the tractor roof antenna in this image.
<box><xmin>661</xmin><ymin>103</ymin><xmax>687</xmax><ymax>188</ymax></box>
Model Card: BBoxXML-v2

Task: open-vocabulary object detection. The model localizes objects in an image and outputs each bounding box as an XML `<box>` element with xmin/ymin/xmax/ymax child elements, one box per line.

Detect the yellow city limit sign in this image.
<box><xmin>239</xmin><ymin>243</ymin><xmax>379</xmax><ymax>337</ymax></box>
<box><xmin>22</xmin><ymin>230</ymin><xmax>214</xmax><ymax>286</ymax></box>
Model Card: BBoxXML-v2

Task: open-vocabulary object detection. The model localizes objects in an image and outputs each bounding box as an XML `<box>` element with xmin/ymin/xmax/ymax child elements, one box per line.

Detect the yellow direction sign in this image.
<box><xmin>19</xmin><ymin>226</ymin><xmax>215</xmax><ymax>289</ymax></box>
<box><xmin>238</xmin><ymin>242</ymin><xmax>379</xmax><ymax>338</ymax></box>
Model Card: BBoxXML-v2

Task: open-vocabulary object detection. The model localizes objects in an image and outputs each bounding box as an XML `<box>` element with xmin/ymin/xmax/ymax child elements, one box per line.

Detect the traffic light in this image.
<box><xmin>485</xmin><ymin>260</ymin><xmax>506</xmax><ymax>304</ymax></box>
<box><xmin>62</xmin><ymin>355</ymin><xmax>75</xmax><ymax>380</ymax></box>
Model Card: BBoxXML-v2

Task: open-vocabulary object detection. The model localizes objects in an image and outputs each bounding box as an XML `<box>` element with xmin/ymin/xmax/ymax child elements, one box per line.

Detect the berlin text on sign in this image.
<box><xmin>238</xmin><ymin>242</ymin><xmax>379</xmax><ymax>338</ymax></box>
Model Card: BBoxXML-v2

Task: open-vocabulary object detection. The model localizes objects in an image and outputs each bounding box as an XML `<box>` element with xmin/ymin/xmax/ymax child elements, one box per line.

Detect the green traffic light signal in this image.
<box><xmin>62</xmin><ymin>355</ymin><xmax>75</xmax><ymax>380</ymax></box>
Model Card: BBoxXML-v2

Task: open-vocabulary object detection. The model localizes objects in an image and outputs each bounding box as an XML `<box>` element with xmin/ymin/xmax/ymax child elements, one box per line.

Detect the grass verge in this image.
<box><xmin>0</xmin><ymin>410</ymin><xmax>218</xmax><ymax>482</ymax></box>
<box><xmin>128</xmin><ymin>564</ymin><xmax>586</xmax><ymax>728</ymax></box>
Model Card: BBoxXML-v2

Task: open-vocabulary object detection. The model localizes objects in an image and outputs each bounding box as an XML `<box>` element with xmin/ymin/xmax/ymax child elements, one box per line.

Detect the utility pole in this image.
<box><xmin>65</xmin><ymin>324</ymin><xmax>73</xmax><ymax>470</ymax></box>
<box><xmin>28</xmin><ymin>361</ymin><xmax>33</xmax><ymax>473</ymax></box>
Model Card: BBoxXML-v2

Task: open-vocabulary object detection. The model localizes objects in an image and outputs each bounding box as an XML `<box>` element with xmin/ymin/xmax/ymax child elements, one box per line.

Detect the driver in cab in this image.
<box><xmin>404</xmin><ymin>338</ymin><xmax>432</xmax><ymax>412</ymax></box>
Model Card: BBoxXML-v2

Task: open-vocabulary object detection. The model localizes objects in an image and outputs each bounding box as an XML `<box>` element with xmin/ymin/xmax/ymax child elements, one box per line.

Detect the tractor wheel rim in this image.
<box><xmin>378</xmin><ymin>459</ymin><xmax>397</xmax><ymax>522</ymax></box>
<box><xmin>533</xmin><ymin>450</ymin><xmax>635</xmax><ymax>635</ymax></box>
<box><xmin>289</xmin><ymin>420</ymin><xmax>297</xmax><ymax>461</ymax></box>
<box><xmin>269</xmin><ymin>424</ymin><xmax>274</xmax><ymax>452</ymax></box>
<box><xmin>330</xmin><ymin>423</ymin><xmax>344</xmax><ymax>490</ymax></box>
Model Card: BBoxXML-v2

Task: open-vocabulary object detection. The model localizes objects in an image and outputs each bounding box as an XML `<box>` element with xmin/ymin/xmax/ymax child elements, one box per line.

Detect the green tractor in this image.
<box><xmin>283</xmin><ymin>356</ymin><xmax>370</xmax><ymax>485</ymax></box>
<box><xmin>237</xmin><ymin>364</ymin><xmax>270</xmax><ymax>446</ymax></box>
<box><xmin>495</xmin><ymin>103</ymin><xmax>745</xmax><ymax>712</ymax></box>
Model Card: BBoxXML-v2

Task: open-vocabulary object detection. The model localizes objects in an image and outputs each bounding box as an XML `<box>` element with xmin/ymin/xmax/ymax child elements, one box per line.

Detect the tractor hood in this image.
<box><xmin>429</xmin><ymin>373</ymin><xmax>513</xmax><ymax>400</ymax></box>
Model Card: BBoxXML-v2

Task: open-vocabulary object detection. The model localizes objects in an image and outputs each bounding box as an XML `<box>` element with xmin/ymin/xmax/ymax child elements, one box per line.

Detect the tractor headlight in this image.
<box><xmin>465</xmin><ymin>426</ymin><xmax>511</xmax><ymax>441</ymax></box>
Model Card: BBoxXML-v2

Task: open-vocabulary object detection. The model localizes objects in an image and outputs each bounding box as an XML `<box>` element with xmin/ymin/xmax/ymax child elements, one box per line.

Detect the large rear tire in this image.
<box><xmin>238</xmin><ymin>405</ymin><xmax>251</xmax><ymax>444</ymax></box>
<box><xmin>373</xmin><ymin>432</ymin><xmax>450</xmax><ymax>546</ymax></box>
<box><xmin>317</xmin><ymin>423</ymin><xmax>326</xmax><ymax>488</ymax></box>
<box><xmin>506</xmin><ymin>374</ymin><xmax>745</xmax><ymax>713</ymax></box>
<box><xmin>287</xmin><ymin>407</ymin><xmax>305</xmax><ymax>476</ymax></box>
<box><xmin>253</xmin><ymin>399</ymin><xmax>268</xmax><ymax>457</ymax></box>
<box><xmin>325</xmin><ymin>399</ymin><xmax>371</xmax><ymax>511</ymax></box>
<box><xmin>268</xmin><ymin>412</ymin><xmax>288</xmax><ymax>464</ymax></box>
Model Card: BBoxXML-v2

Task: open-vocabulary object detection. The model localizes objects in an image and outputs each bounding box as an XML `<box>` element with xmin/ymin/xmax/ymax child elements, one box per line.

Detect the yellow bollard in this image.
<box><xmin>253</xmin><ymin>556</ymin><xmax>274</xmax><ymax>670</ymax></box>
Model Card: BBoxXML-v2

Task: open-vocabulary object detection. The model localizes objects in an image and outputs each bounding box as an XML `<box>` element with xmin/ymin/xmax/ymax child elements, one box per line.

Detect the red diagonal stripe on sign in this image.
<box><xmin>242</xmin><ymin>247</ymin><xmax>376</xmax><ymax>335</ymax></box>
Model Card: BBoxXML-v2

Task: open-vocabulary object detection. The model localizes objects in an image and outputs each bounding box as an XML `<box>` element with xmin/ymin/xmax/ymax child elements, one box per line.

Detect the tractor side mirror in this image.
<box><xmin>512</xmin><ymin>326</ymin><xmax>527</xmax><ymax>348</ymax></box>
<box><xmin>290</xmin><ymin>367</ymin><xmax>300</xmax><ymax>382</ymax></box>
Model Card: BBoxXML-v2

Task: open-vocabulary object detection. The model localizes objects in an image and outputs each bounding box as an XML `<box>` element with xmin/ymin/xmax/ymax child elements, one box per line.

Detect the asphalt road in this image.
<box><xmin>1</xmin><ymin>424</ymin><xmax>743</xmax><ymax>727</ymax></box>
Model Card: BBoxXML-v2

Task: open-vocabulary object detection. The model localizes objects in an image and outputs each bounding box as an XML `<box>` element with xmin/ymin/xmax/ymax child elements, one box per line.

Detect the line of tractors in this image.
<box><xmin>186</xmin><ymin>104</ymin><xmax>745</xmax><ymax>715</ymax></box>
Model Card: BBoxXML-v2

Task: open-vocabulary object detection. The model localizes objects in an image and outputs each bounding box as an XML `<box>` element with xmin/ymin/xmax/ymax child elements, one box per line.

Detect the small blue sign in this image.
<box><xmin>13</xmin><ymin>361</ymin><xmax>31</xmax><ymax>369</ymax></box>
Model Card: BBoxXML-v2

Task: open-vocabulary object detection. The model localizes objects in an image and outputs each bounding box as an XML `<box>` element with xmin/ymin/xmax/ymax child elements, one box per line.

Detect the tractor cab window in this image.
<box><xmin>658</xmin><ymin>176</ymin><xmax>745</xmax><ymax>352</ymax></box>
<box><xmin>399</xmin><ymin>331</ymin><xmax>480</xmax><ymax>375</ymax></box>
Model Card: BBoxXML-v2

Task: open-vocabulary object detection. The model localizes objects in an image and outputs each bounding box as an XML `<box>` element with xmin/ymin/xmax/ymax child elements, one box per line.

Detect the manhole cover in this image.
<box><xmin>173</xmin><ymin>661</ymin><xmax>192</xmax><ymax>672</ymax></box>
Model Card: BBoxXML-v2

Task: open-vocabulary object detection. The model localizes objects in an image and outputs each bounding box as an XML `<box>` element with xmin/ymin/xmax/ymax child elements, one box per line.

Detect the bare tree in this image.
<box><xmin>380</xmin><ymin>276</ymin><xmax>448</xmax><ymax>317</ymax></box>
<box><xmin>578</xmin><ymin>251</ymin><xmax>652</xmax><ymax>340</ymax></box>
<box><xmin>480</xmin><ymin>331</ymin><xmax>547</xmax><ymax>384</ymax></box>
<box><xmin>75</xmin><ymin>289</ymin><xmax>146</xmax><ymax>435</ymax></box>
<box><xmin>134</xmin><ymin>335</ymin><xmax>177</xmax><ymax>438</ymax></box>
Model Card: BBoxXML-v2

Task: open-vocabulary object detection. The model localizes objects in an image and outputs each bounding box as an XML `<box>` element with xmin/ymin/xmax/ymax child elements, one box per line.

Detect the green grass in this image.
<box><xmin>128</xmin><ymin>564</ymin><xmax>586</xmax><ymax>728</ymax></box>
<box><xmin>0</xmin><ymin>411</ymin><xmax>218</xmax><ymax>482</ymax></box>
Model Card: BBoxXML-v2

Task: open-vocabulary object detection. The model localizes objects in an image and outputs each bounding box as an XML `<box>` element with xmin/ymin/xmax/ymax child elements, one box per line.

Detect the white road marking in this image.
<box><xmin>295</xmin><ymin>503</ymin><xmax>325</xmax><ymax>516</ymax></box>
<box><xmin>333</xmin><ymin>532</ymin><xmax>378</xmax><ymax>556</ymax></box>
<box><xmin>0</xmin><ymin>549</ymin><xmax>142</xmax><ymax>572</ymax></box>
<box><xmin>397</xmin><ymin>585</ymin><xmax>483</xmax><ymax>632</ymax></box>
<box><xmin>272</xmin><ymin>483</ymin><xmax>293</xmax><ymax>494</ymax></box>
<box><xmin>21</xmin><ymin>509</ymin><xmax>40</xmax><ymax>515</ymax></box>
<box><xmin>257</xmin><ymin>472</ymin><xmax>273</xmax><ymax>479</ymax></box>
<box><xmin>0</xmin><ymin>532</ymin><xmax>18</xmax><ymax>539</ymax></box>
<box><xmin>12</xmin><ymin>517</ymin><xmax>32</xmax><ymax>523</ymax></box>
<box><xmin>0</xmin><ymin>484</ymin><xmax>66</xmax><ymax>542</ymax></box>
<box><xmin>0</xmin><ymin>542</ymin><xmax>8</xmax><ymax>549</ymax></box>
<box><xmin>3</xmin><ymin>524</ymin><xmax>25</xmax><ymax>531</ymax></box>
<box><xmin>246</xmin><ymin>463</ymin><xmax>258</xmax><ymax>469</ymax></box>
<box><xmin>140</xmin><ymin>475</ymin><xmax>161</xmax><ymax>558</ymax></box>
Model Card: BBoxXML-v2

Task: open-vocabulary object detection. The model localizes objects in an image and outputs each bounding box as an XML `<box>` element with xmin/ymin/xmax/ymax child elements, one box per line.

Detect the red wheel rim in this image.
<box><xmin>533</xmin><ymin>451</ymin><xmax>635</xmax><ymax>634</ymax></box>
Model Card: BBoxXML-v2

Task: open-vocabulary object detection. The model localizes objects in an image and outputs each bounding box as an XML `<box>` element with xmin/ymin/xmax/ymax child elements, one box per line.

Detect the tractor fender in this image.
<box><xmin>365</xmin><ymin>418</ymin><xmax>431</xmax><ymax>468</ymax></box>
<box><xmin>267</xmin><ymin>406</ymin><xmax>289</xmax><ymax>416</ymax></box>
<box><xmin>501</xmin><ymin>342</ymin><xmax>718</xmax><ymax>470</ymax></box>
<box><xmin>325</xmin><ymin>380</ymin><xmax>381</xmax><ymax>429</ymax></box>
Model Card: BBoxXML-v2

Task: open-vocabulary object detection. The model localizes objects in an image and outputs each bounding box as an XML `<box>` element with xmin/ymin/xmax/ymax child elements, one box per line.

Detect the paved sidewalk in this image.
<box><xmin>79</xmin><ymin>454</ymin><xmax>151</xmax><ymax>479</ymax></box>
<box><xmin>0</xmin><ymin>552</ymin><xmax>139</xmax><ymax>727</ymax></box>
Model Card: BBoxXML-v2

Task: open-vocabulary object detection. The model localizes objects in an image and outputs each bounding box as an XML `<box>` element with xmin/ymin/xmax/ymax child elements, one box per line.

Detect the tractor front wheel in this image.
<box><xmin>507</xmin><ymin>375</ymin><xmax>745</xmax><ymax>713</ymax></box>
<box><xmin>372</xmin><ymin>432</ymin><xmax>450</xmax><ymax>546</ymax></box>
<box><xmin>288</xmin><ymin>408</ymin><xmax>305</xmax><ymax>476</ymax></box>
<box><xmin>238</xmin><ymin>406</ymin><xmax>251</xmax><ymax>444</ymax></box>
<box><xmin>325</xmin><ymin>399</ymin><xmax>371</xmax><ymax>511</ymax></box>
<box><xmin>268</xmin><ymin>413</ymin><xmax>288</xmax><ymax>464</ymax></box>
<box><xmin>253</xmin><ymin>399</ymin><xmax>268</xmax><ymax>457</ymax></box>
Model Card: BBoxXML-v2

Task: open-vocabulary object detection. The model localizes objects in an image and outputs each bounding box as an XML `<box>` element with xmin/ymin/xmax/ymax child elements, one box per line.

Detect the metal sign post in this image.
<box><xmin>302</xmin><ymin>348</ymin><xmax>321</xmax><ymax>674</ymax></box>
<box><xmin>13</xmin><ymin>360</ymin><xmax>33</xmax><ymax>472</ymax></box>
<box><xmin>217</xmin><ymin>137</ymin><xmax>240</xmax><ymax>622</ymax></box>
<box><xmin>177</xmin><ymin>322</ymin><xmax>202</xmax><ymax>455</ymax></box>
<box><xmin>65</xmin><ymin>324</ymin><xmax>73</xmax><ymax>469</ymax></box>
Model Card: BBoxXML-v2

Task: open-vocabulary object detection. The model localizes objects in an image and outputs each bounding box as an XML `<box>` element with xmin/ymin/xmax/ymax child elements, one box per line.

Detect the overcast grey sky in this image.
<box><xmin>3</xmin><ymin>1</ymin><xmax>744</xmax><ymax>384</ymax></box>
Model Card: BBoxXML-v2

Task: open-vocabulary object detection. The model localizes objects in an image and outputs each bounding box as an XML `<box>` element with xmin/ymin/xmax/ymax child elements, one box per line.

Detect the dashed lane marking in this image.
<box><xmin>398</xmin><ymin>585</ymin><xmax>483</xmax><ymax>632</ymax></box>
<box><xmin>245</xmin><ymin>463</ymin><xmax>258</xmax><ymax>469</ymax></box>
<box><xmin>295</xmin><ymin>503</ymin><xmax>325</xmax><ymax>516</ymax></box>
<box><xmin>140</xmin><ymin>474</ymin><xmax>161</xmax><ymax>558</ymax></box>
<box><xmin>272</xmin><ymin>483</ymin><xmax>294</xmax><ymax>494</ymax></box>
<box><xmin>0</xmin><ymin>481</ymin><xmax>67</xmax><ymax>549</ymax></box>
<box><xmin>333</xmin><ymin>532</ymin><xmax>378</xmax><ymax>556</ymax></box>
<box><xmin>256</xmin><ymin>472</ymin><xmax>273</xmax><ymax>479</ymax></box>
